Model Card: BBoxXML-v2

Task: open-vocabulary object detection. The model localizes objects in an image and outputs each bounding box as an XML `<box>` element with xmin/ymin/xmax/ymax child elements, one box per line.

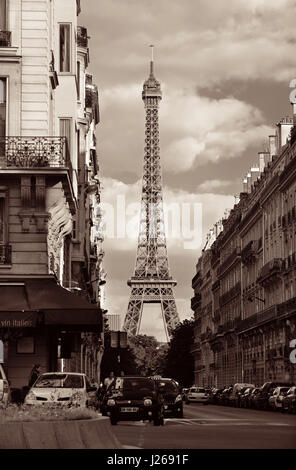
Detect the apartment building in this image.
<box><xmin>0</xmin><ymin>0</ymin><xmax>105</xmax><ymax>394</ymax></box>
<box><xmin>191</xmin><ymin>115</ymin><xmax>296</xmax><ymax>387</ymax></box>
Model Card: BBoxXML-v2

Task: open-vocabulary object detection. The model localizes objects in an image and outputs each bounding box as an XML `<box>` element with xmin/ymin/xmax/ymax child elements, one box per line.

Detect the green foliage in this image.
<box><xmin>128</xmin><ymin>335</ymin><xmax>169</xmax><ymax>377</ymax></box>
<box><xmin>162</xmin><ymin>319</ymin><xmax>195</xmax><ymax>387</ymax></box>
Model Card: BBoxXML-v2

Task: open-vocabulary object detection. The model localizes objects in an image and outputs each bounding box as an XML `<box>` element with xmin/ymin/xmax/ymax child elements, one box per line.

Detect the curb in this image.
<box><xmin>0</xmin><ymin>417</ymin><xmax>122</xmax><ymax>449</ymax></box>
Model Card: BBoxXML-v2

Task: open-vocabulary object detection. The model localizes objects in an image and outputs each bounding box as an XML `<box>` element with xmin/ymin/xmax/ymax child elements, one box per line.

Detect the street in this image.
<box><xmin>109</xmin><ymin>404</ymin><xmax>296</xmax><ymax>449</ymax></box>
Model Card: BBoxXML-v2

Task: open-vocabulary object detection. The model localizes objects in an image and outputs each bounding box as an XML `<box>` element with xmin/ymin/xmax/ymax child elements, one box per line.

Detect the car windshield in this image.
<box><xmin>157</xmin><ymin>380</ymin><xmax>178</xmax><ymax>393</ymax></box>
<box><xmin>196</xmin><ymin>388</ymin><xmax>206</xmax><ymax>393</ymax></box>
<box><xmin>116</xmin><ymin>378</ymin><xmax>154</xmax><ymax>392</ymax></box>
<box><xmin>34</xmin><ymin>374</ymin><xmax>84</xmax><ymax>389</ymax></box>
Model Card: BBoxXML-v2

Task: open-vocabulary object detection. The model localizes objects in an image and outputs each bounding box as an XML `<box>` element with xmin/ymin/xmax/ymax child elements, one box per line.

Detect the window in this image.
<box><xmin>59</xmin><ymin>24</ymin><xmax>71</xmax><ymax>72</ymax></box>
<box><xmin>76</xmin><ymin>60</ymin><xmax>80</xmax><ymax>100</ymax></box>
<box><xmin>0</xmin><ymin>78</ymin><xmax>6</xmax><ymax>138</ymax></box>
<box><xmin>0</xmin><ymin>190</ymin><xmax>8</xmax><ymax>244</ymax></box>
<box><xmin>0</xmin><ymin>197</ymin><xmax>4</xmax><ymax>244</ymax></box>
<box><xmin>0</xmin><ymin>0</ymin><xmax>6</xmax><ymax>30</ymax></box>
<box><xmin>59</xmin><ymin>118</ymin><xmax>72</xmax><ymax>155</ymax></box>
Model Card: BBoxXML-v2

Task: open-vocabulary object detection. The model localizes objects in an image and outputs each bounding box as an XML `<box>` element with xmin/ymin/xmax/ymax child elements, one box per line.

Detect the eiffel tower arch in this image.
<box><xmin>123</xmin><ymin>48</ymin><xmax>180</xmax><ymax>342</ymax></box>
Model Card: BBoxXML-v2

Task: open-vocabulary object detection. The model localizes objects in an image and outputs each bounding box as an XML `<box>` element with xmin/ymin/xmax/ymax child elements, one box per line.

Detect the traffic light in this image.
<box><xmin>110</xmin><ymin>331</ymin><xmax>127</xmax><ymax>349</ymax></box>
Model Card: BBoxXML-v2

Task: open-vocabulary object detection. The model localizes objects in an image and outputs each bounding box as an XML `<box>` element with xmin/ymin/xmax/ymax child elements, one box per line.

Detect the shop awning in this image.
<box><xmin>0</xmin><ymin>277</ymin><xmax>102</xmax><ymax>332</ymax></box>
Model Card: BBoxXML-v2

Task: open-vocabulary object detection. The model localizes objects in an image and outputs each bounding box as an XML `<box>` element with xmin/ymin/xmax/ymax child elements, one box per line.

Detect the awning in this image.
<box><xmin>0</xmin><ymin>277</ymin><xmax>102</xmax><ymax>332</ymax></box>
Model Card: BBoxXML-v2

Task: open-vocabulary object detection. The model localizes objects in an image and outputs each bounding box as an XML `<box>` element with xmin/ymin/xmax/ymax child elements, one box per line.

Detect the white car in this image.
<box><xmin>186</xmin><ymin>387</ymin><xmax>209</xmax><ymax>404</ymax></box>
<box><xmin>0</xmin><ymin>364</ymin><xmax>11</xmax><ymax>407</ymax></box>
<box><xmin>24</xmin><ymin>372</ymin><xmax>97</xmax><ymax>407</ymax></box>
<box><xmin>268</xmin><ymin>386</ymin><xmax>290</xmax><ymax>410</ymax></box>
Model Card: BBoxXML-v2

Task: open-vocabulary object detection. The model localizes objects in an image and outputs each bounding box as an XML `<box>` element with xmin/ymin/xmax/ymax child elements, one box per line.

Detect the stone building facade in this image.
<box><xmin>0</xmin><ymin>0</ymin><xmax>105</xmax><ymax>393</ymax></box>
<box><xmin>191</xmin><ymin>116</ymin><xmax>296</xmax><ymax>388</ymax></box>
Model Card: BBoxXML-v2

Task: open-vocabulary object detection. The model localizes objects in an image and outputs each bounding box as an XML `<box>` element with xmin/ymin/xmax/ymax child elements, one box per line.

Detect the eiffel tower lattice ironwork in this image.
<box><xmin>123</xmin><ymin>47</ymin><xmax>180</xmax><ymax>342</ymax></box>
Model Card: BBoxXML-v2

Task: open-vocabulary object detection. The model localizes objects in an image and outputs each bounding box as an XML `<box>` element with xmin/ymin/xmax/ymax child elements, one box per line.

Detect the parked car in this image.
<box><xmin>240</xmin><ymin>387</ymin><xmax>254</xmax><ymax>408</ymax></box>
<box><xmin>152</xmin><ymin>378</ymin><xmax>183</xmax><ymax>418</ymax></box>
<box><xmin>268</xmin><ymin>387</ymin><xmax>290</xmax><ymax>411</ymax></box>
<box><xmin>254</xmin><ymin>382</ymin><xmax>294</xmax><ymax>410</ymax></box>
<box><xmin>282</xmin><ymin>386</ymin><xmax>296</xmax><ymax>414</ymax></box>
<box><xmin>248</xmin><ymin>388</ymin><xmax>261</xmax><ymax>409</ymax></box>
<box><xmin>220</xmin><ymin>387</ymin><xmax>233</xmax><ymax>406</ymax></box>
<box><xmin>0</xmin><ymin>364</ymin><xmax>11</xmax><ymax>407</ymax></box>
<box><xmin>186</xmin><ymin>387</ymin><xmax>209</xmax><ymax>405</ymax></box>
<box><xmin>106</xmin><ymin>376</ymin><xmax>164</xmax><ymax>426</ymax></box>
<box><xmin>228</xmin><ymin>383</ymin><xmax>254</xmax><ymax>407</ymax></box>
<box><xmin>211</xmin><ymin>388</ymin><xmax>224</xmax><ymax>405</ymax></box>
<box><xmin>24</xmin><ymin>372</ymin><xmax>97</xmax><ymax>407</ymax></box>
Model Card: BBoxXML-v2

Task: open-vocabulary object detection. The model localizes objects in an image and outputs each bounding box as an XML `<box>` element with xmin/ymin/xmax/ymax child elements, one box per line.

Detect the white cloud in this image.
<box><xmin>197</xmin><ymin>179</ymin><xmax>235</xmax><ymax>192</ymax></box>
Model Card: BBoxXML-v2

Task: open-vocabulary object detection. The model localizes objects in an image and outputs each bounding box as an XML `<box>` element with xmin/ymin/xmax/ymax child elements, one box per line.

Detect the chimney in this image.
<box><xmin>276</xmin><ymin>117</ymin><xmax>293</xmax><ymax>151</ymax></box>
<box><xmin>293</xmin><ymin>103</ymin><xmax>296</xmax><ymax>127</ymax></box>
<box><xmin>243</xmin><ymin>177</ymin><xmax>248</xmax><ymax>193</ymax></box>
<box><xmin>247</xmin><ymin>172</ymin><xmax>252</xmax><ymax>193</ymax></box>
<box><xmin>250</xmin><ymin>167</ymin><xmax>260</xmax><ymax>186</ymax></box>
<box><xmin>269</xmin><ymin>135</ymin><xmax>277</xmax><ymax>159</ymax></box>
<box><xmin>258</xmin><ymin>152</ymin><xmax>270</xmax><ymax>173</ymax></box>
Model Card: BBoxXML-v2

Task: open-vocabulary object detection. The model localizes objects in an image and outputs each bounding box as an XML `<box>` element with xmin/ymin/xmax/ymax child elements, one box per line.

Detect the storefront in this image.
<box><xmin>0</xmin><ymin>275</ymin><xmax>102</xmax><ymax>393</ymax></box>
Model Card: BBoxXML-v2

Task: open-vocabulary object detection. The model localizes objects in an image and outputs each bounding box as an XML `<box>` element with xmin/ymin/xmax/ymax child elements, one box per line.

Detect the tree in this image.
<box><xmin>128</xmin><ymin>335</ymin><xmax>169</xmax><ymax>376</ymax></box>
<box><xmin>162</xmin><ymin>319</ymin><xmax>195</xmax><ymax>387</ymax></box>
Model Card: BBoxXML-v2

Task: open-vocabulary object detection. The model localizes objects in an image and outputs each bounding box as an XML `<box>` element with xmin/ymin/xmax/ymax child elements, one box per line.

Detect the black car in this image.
<box><xmin>151</xmin><ymin>377</ymin><xmax>183</xmax><ymax>418</ymax></box>
<box><xmin>106</xmin><ymin>376</ymin><xmax>164</xmax><ymax>426</ymax></box>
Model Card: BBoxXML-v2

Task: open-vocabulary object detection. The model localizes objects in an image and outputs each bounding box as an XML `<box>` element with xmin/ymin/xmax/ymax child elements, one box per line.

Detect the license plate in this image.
<box><xmin>121</xmin><ymin>407</ymin><xmax>139</xmax><ymax>412</ymax></box>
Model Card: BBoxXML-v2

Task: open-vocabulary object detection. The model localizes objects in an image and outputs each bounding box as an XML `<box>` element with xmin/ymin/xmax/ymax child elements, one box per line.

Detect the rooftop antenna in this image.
<box><xmin>149</xmin><ymin>44</ymin><xmax>154</xmax><ymax>75</ymax></box>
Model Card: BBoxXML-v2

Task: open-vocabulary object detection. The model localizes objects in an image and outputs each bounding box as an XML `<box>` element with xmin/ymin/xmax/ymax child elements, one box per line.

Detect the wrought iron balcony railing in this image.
<box><xmin>0</xmin><ymin>244</ymin><xmax>12</xmax><ymax>265</ymax></box>
<box><xmin>257</xmin><ymin>258</ymin><xmax>284</xmax><ymax>286</ymax></box>
<box><xmin>218</xmin><ymin>247</ymin><xmax>241</xmax><ymax>277</ymax></box>
<box><xmin>219</xmin><ymin>282</ymin><xmax>241</xmax><ymax>306</ymax></box>
<box><xmin>192</xmin><ymin>270</ymin><xmax>201</xmax><ymax>289</ymax></box>
<box><xmin>191</xmin><ymin>292</ymin><xmax>202</xmax><ymax>311</ymax></box>
<box><xmin>0</xmin><ymin>136</ymin><xmax>71</xmax><ymax>169</ymax></box>
<box><xmin>77</xmin><ymin>26</ymin><xmax>88</xmax><ymax>48</ymax></box>
<box><xmin>0</xmin><ymin>31</ymin><xmax>11</xmax><ymax>47</ymax></box>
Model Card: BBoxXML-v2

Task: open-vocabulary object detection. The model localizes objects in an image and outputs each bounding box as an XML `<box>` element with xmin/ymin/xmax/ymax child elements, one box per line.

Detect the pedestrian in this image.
<box><xmin>104</xmin><ymin>371</ymin><xmax>115</xmax><ymax>391</ymax></box>
<box><xmin>28</xmin><ymin>364</ymin><xmax>41</xmax><ymax>388</ymax></box>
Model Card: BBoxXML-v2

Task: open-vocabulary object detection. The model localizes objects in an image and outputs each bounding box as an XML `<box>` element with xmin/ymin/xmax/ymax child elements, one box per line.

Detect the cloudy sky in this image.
<box><xmin>80</xmin><ymin>0</ymin><xmax>294</xmax><ymax>341</ymax></box>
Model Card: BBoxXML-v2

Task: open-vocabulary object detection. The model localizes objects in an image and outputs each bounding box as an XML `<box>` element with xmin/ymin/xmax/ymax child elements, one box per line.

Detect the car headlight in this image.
<box><xmin>25</xmin><ymin>391</ymin><xmax>36</xmax><ymax>402</ymax></box>
<box><xmin>107</xmin><ymin>399</ymin><xmax>116</xmax><ymax>406</ymax></box>
<box><xmin>144</xmin><ymin>399</ymin><xmax>152</xmax><ymax>406</ymax></box>
<box><xmin>175</xmin><ymin>394</ymin><xmax>182</xmax><ymax>403</ymax></box>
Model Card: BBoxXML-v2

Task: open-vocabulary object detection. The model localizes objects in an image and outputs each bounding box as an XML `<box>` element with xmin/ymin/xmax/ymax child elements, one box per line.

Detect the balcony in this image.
<box><xmin>257</xmin><ymin>258</ymin><xmax>284</xmax><ymax>287</ymax></box>
<box><xmin>0</xmin><ymin>31</ymin><xmax>11</xmax><ymax>47</ymax></box>
<box><xmin>219</xmin><ymin>282</ymin><xmax>241</xmax><ymax>306</ymax></box>
<box><xmin>0</xmin><ymin>244</ymin><xmax>12</xmax><ymax>265</ymax></box>
<box><xmin>237</xmin><ymin>305</ymin><xmax>277</xmax><ymax>333</ymax></box>
<box><xmin>192</xmin><ymin>270</ymin><xmax>201</xmax><ymax>289</ymax></box>
<box><xmin>0</xmin><ymin>136</ymin><xmax>71</xmax><ymax>169</ymax></box>
<box><xmin>191</xmin><ymin>292</ymin><xmax>201</xmax><ymax>311</ymax></box>
<box><xmin>218</xmin><ymin>247</ymin><xmax>240</xmax><ymax>277</ymax></box>
<box><xmin>77</xmin><ymin>26</ymin><xmax>88</xmax><ymax>48</ymax></box>
<box><xmin>241</xmin><ymin>240</ymin><xmax>261</xmax><ymax>265</ymax></box>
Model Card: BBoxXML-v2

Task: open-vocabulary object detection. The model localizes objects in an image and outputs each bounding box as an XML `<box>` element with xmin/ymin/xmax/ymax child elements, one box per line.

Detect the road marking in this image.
<box><xmin>164</xmin><ymin>418</ymin><xmax>294</xmax><ymax>427</ymax></box>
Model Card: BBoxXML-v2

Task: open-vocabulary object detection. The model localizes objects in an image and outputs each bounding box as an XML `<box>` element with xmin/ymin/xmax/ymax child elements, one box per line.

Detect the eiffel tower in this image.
<box><xmin>123</xmin><ymin>47</ymin><xmax>180</xmax><ymax>342</ymax></box>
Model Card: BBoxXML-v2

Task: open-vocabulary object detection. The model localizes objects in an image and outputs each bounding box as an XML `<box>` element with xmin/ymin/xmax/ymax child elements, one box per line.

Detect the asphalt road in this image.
<box><xmin>108</xmin><ymin>404</ymin><xmax>296</xmax><ymax>449</ymax></box>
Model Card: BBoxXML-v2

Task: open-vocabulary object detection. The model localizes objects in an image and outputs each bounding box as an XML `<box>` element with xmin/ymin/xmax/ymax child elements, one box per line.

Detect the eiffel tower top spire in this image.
<box><xmin>142</xmin><ymin>45</ymin><xmax>162</xmax><ymax>100</ymax></box>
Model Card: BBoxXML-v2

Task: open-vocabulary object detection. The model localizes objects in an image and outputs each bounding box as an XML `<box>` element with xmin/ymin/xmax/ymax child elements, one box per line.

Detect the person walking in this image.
<box><xmin>104</xmin><ymin>371</ymin><xmax>115</xmax><ymax>391</ymax></box>
<box><xmin>28</xmin><ymin>364</ymin><xmax>41</xmax><ymax>388</ymax></box>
